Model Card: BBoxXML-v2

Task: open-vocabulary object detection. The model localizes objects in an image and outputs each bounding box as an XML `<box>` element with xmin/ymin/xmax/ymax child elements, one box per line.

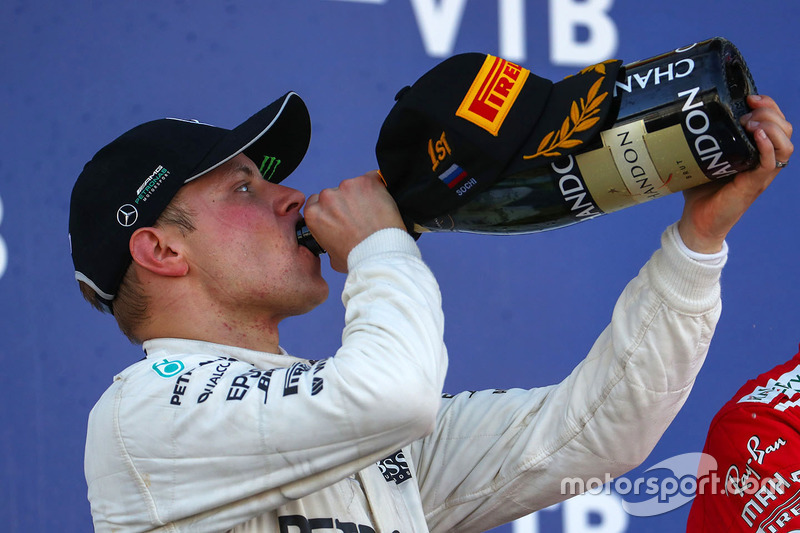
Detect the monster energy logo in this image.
<box><xmin>259</xmin><ymin>155</ymin><xmax>281</xmax><ymax>181</ymax></box>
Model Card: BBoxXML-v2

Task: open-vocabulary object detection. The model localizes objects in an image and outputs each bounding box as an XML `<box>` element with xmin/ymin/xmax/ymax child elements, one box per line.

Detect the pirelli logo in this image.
<box><xmin>456</xmin><ymin>55</ymin><xmax>529</xmax><ymax>136</ymax></box>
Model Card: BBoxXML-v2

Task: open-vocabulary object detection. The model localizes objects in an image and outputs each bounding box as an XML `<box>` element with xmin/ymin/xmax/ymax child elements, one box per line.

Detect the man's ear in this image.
<box><xmin>129</xmin><ymin>227</ymin><xmax>189</xmax><ymax>277</ymax></box>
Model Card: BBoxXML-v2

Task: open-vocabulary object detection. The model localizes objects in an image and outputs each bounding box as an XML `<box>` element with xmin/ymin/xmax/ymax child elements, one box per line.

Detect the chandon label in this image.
<box><xmin>550</xmin><ymin>156</ymin><xmax>604</xmax><ymax>222</ymax></box>
<box><xmin>614</xmin><ymin>58</ymin><xmax>695</xmax><ymax>96</ymax></box>
<box><xmin>601</xmin><ymin>120</ymin><xmax>666</xmax><ymax>203</ymax></box>
<box><xmin>678</xmin><ymin>86</ymin><xmax>738</xmax><ymax>179</ymax></box>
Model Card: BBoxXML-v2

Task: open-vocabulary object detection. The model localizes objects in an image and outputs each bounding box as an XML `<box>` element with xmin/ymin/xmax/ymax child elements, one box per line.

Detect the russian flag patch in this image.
<box><xmin>438</xmin><ymin>163</ymin><xmax>468</xmax><ymax>189</ymax></box>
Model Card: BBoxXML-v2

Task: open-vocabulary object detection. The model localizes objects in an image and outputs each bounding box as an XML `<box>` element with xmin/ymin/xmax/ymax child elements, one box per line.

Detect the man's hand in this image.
<box><xmin>678</xmin><ymin>94</ymin><xmax>793</xmax><ymax>253</ymax></box>
<box><xmin>303</xmin><ymin>171</ymin><xmax>406</xmax><ymax>273</ymax></box>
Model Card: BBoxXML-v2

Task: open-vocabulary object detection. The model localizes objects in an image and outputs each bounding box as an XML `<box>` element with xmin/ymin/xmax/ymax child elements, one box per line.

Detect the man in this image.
<box><xmin>70</xmin><ymin>90</ymin><xmax>792</xmax><ymax>532</ymax></box>
<box><xmin>687</xmin><ymin>347</ymin><xmax>800</xmax><ymax>532</ymax></box>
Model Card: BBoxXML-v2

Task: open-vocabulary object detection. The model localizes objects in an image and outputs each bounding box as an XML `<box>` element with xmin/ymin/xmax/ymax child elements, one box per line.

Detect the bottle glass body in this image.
<box><xmin>417</xmin><ymin>37</ymin><xmax>758</xmax><ymax>235</ymax></box>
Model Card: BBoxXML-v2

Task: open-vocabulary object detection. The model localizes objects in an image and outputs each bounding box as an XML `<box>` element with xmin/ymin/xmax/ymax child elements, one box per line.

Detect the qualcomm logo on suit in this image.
<box><xmin>0</xmin><ymin>194</ymin><xmax>6</xmax><ymax>281</ymax></box>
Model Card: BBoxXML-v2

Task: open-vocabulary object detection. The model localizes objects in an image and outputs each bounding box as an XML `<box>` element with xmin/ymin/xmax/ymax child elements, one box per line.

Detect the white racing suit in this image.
<box><xmin>85</xmin><ymin>225</ymin><xmax>724</xmax><ymax>532</ymax></box>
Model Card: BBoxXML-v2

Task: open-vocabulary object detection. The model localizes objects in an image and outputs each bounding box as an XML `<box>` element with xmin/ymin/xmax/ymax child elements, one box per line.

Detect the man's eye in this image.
<box><xmin>236</xmin><ymin>183</ymin><xmax>250</xmax><ymax>192</ymax></box>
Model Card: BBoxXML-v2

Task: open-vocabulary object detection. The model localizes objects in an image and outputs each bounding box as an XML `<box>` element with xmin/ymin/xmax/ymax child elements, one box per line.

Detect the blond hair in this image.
<box><xmin>78</xmin><ymin>196</ymin><xmax>196</xmax><ymax>344</ymax></box>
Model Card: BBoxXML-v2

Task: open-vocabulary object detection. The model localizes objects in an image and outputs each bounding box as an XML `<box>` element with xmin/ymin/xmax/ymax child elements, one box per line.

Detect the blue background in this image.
<box><xmin>2</xmin><ymin>1</ymin><xmax>799</xmax><ymax>531</ymax></box>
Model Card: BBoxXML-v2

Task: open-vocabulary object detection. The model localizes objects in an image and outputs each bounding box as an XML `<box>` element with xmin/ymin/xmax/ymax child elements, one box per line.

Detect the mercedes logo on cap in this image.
<box><xmin>117</xmin><ymin>204</ymin><xmax>139</xmax><ymax>227</ymax></box>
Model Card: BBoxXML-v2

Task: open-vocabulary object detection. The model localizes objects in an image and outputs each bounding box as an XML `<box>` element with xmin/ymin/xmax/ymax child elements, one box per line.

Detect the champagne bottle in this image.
<box><xmin>297</xmin><ymin>37</ymin><xmax>759</xmax><ymax>253</ymax></box>
<box><xmin>296</xmin><ymin>218</ymin><xmax>325</xmax><ymax>255</ymax></box>
<box><xmin>417</xmin><ymin>37</ymin><xmax>758</xmax><ymax>234</ymax></box>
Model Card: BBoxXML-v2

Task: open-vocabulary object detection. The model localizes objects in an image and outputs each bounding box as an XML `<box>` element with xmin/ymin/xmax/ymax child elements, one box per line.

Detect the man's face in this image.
<box><xmin>174</xmin><ymin>153</ymin><xmax>329</xmax><ymax>320</ymax></box>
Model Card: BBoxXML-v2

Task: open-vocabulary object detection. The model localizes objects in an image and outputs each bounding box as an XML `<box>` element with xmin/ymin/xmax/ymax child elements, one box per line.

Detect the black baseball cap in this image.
<box><xmin>69</xmin><ymin>91</ymin><xmax>311</xmax><ymax>308</ymax></box>
<box><xmin>375</xmin><ymin>54</ymin><xmax>623</xmax><ymax>226</ymax></box>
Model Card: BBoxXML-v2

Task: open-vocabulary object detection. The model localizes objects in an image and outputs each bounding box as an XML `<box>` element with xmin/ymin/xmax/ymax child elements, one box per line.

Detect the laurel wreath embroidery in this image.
<box><xmin>574</xmin><ymin>59</ymin><xmax>617</xmax><ymax>78</ymax></box>
<box><xmin>523</xmin><ymin>62</ymin><xmax>613</xmax><ymax>160</ymax></box>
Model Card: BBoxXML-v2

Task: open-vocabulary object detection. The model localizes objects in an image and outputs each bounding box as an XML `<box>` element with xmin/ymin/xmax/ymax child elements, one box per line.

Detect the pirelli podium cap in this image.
<box><xmin>69</xmin><ymin>92</ymin><xmax>311</xmax><ymax>308</ymax></box>
<box><xmin>375</xmin><ymin>54</ymin><xmax>623</xmax><ymax>226</ymax></box>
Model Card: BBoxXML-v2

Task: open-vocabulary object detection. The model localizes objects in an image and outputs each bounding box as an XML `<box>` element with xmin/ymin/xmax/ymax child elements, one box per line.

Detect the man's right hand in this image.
<box><xmin>303</xmin><ymin>170</ymin><xmax>406</xmax><ymax>273</ymax></box>
<box><xmin>677</xmin><ymin>94</ymin><xmax>793</xmax><ymax>254</ymax></box>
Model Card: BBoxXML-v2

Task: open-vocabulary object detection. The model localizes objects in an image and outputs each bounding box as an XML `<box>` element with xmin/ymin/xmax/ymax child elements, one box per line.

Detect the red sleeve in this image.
<box><xmin>688</xmin><ymin>401</ymin><xmax>800</xmax><ymax>532</ymax></box>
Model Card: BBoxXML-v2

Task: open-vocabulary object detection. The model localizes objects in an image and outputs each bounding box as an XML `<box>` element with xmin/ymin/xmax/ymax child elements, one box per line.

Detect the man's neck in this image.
<box><xmin>139</xmin><ymin>297</ymin><xmax>282</xmax><ymax>354</ymax></box>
